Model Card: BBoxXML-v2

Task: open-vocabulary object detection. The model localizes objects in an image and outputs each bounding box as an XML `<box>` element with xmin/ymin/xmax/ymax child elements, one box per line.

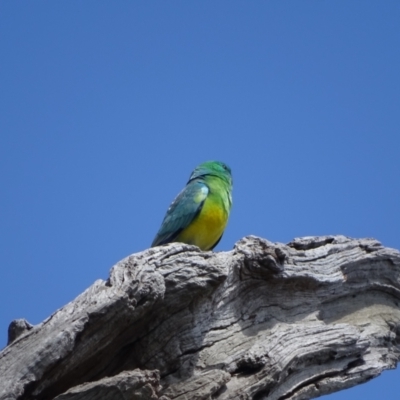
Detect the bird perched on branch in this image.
<box><xmin>151</xmin><ymin>161</ymin><xmax>233</xmax><ymax>251</ymax></box>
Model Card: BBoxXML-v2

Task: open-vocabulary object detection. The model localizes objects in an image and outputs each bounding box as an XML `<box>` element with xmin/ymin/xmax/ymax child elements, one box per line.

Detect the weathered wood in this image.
<box><xmin>1</xmin><ymin>235</ymin><xmax>400</xmax><ymax>400</ymax></box>
<box><xmin>53</xmin><ymin>370</ymin><xmax>165</xmax><ymax>400</ymax></box>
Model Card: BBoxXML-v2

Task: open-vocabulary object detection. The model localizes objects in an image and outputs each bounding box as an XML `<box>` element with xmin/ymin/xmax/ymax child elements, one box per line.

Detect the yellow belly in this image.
<box><xmin>176</xmin><ymin>199</ymin><xmax>228</xmax><ymax>251</ymax></box>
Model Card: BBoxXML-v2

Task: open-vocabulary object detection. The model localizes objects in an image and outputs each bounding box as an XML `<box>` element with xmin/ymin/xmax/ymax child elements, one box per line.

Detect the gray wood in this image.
<box><xmin>53</xmin><ymin>370</ymin><xmax>166</xmax><ymax>400</ymax></box>
<box><xmin>1</xmin><ymin>235</ymin><xmax>400</xmax><ymax>400</ymax></box>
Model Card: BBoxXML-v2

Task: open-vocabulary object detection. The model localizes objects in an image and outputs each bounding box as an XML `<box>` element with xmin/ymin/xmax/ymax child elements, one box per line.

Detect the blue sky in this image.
<box><xmin>1</xmin><ymin>2</ymin><xmax>399</xmax><ymax>398</ymax></box>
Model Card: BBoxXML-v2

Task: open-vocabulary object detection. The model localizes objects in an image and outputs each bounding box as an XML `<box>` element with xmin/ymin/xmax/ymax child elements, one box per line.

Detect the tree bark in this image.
<box><xmin>1</xmin><ymin>235</ymin><xmax>400</xmax><ymax>400</ymax></box>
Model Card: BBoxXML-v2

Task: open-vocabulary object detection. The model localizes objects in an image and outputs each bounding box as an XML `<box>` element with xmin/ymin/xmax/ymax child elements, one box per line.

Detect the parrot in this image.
<box><xmin>151</xmin><ymin>161</ymin><xmax>233</xmax><ymax>251</ymax></box>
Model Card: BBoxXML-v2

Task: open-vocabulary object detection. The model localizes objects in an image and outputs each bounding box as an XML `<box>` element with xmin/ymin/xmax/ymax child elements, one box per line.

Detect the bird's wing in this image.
<box><xmin>151</xmin><ymin>181</ymin><xmax>209</xmax><ymax>247</ymax></box>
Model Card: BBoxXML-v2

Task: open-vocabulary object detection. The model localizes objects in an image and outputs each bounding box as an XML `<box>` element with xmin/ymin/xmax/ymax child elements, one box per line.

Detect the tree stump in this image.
<box><xmin>1</xmin><ymin>235</ymin><xmax>400</xmax><ymax>400</ymax></box>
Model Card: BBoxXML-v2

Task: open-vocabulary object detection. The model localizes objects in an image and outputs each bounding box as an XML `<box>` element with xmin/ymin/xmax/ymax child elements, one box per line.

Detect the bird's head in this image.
<box><xmin>188</xmin><ymin>161</ymin><xmax>232</xmax><ymax>186</ymax></box>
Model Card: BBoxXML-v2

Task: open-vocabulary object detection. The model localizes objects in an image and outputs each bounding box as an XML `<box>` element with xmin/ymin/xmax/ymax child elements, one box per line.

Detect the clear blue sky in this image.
<box><xmin>1</xmin><ymin>2</ymin><xmax>399</xmax><ymax>398</ymax></box>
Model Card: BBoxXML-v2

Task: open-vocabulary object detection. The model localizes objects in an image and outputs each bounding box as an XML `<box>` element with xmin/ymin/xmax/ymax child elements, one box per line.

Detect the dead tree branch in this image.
<box><xmin>1</xmin><ymin>235</ymin><xmax>400</xmax><ymax>400</ymax></box>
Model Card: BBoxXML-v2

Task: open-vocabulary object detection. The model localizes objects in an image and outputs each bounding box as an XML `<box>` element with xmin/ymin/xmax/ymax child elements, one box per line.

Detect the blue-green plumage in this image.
<box><xmin>151</xmin><ymin>161</ymin><xmax>233</xmax><ymax>250</ymax></box>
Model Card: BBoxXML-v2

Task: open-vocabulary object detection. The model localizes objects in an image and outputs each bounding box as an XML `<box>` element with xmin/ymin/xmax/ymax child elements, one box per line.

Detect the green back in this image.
<box><xmin>151</xmin><ymin>161</ymin><xmax>232</xmax><ymax>247</ymax></box>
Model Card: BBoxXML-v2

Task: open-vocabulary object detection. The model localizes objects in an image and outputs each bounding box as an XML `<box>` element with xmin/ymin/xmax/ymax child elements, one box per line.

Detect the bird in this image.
<box><xmin>151</xmin><ymin>161</ymin><xmax>233</xmax><ymax>251</ymax></box>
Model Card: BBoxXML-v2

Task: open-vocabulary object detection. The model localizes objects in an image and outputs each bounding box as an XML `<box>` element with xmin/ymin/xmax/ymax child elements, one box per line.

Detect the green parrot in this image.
<box><xmin>151</xmin><ymin>161</ymin><xmax>233</xmax><ymax>251</ymax></box>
